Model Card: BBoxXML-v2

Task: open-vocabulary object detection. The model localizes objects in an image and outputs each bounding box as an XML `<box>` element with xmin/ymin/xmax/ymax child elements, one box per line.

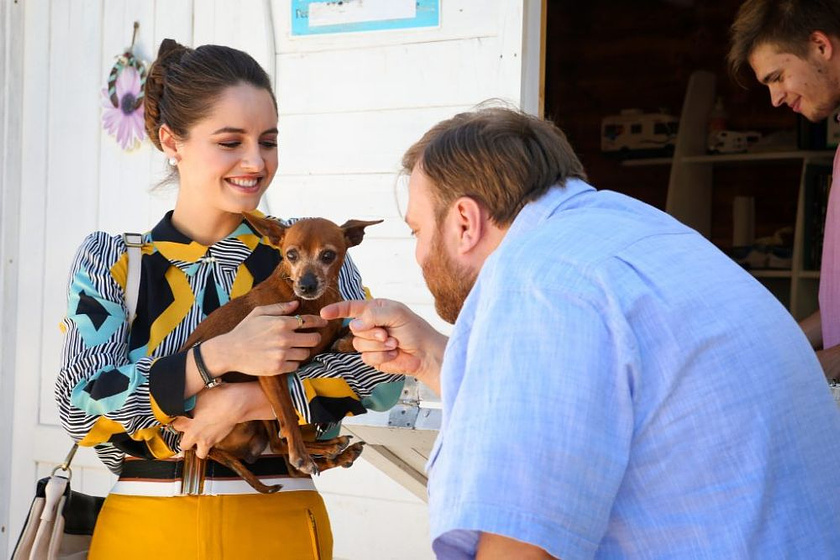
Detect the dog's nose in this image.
<box><xmin>298</xmin><ymin>273</ymin><xmax>320</xmax><ymax>296</ymax></box>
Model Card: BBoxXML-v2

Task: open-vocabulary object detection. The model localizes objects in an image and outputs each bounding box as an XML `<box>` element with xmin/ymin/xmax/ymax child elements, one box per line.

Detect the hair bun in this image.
<box><xmin>157</xmin><ymin>38</ymin><xmax>185</xmax><ymax>59</ymax></box>
<box><xmin>144</xmin><ymin>38</ymin><xmax>189</xmax><ymax>151</ymax></box>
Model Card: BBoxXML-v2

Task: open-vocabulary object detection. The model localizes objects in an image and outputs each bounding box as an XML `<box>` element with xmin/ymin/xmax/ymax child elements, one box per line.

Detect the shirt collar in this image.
<box><xmin>148</xmin><ymin>211</ymin><xmax>265</xmax><ymax>276</ymax></box>
<box><xmin>505</xmin><ymin>178</ymin><xmax>596</xmax><ymax>240</ymax></box>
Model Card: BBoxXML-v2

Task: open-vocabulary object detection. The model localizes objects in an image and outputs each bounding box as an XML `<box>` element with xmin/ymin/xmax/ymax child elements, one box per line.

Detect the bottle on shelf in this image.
<box><xmin>706</xmin><ymin>96</ymin><xmax>728</xmax><ymax>151</ymax></box>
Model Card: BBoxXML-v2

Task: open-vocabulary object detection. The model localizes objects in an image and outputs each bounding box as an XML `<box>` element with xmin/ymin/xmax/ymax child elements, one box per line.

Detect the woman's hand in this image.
<box><xmin>202</xmin><ymin>301</ymin><xmax>328</xmax><ymax>377</ymax></box>
<box><xmin>172</xmin><ymin>382</ymin><xmax>272</xmax><ymax>459</ymax></box>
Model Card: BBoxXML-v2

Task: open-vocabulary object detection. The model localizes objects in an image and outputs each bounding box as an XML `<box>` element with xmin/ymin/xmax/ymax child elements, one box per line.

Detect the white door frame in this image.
<box><xmin>0</xmin><ymin>0</ymin><xmax>25</xmax><ymax>552</ymax></box>
<box><xmin>522</xmin><ymin>0</ymin><xmax>546</xmax><ymax>117</ymax></box>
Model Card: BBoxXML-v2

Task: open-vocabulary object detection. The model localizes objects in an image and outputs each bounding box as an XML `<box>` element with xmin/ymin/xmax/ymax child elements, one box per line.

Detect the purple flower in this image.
<box><xmin>101</xmin><ymin>65</ymin><xmax>145</xmax><ymax>151</ymax></box>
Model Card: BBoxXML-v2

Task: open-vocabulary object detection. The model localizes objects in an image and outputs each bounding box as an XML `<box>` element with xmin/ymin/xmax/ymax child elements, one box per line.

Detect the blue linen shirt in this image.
<box><xmin>427</xmin><ymin>179</ymin><xmax>840</xmax><ymax>559</ymax></box>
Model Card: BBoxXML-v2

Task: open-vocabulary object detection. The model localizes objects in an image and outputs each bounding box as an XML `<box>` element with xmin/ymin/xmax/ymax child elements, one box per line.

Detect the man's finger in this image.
<box><xmin>320</xmin><ymin>299</ymin><xmax>370</xmax><ymax>321</ymax></box>
<box><xmin>352</xmin><ymin>335</ymin><xmax>397</xmax><ymax>352</ymax></box>
<box><xmin>359</xmin><ymin>350</ymin><xmax>399</xmax><ymax>367</ymax></box>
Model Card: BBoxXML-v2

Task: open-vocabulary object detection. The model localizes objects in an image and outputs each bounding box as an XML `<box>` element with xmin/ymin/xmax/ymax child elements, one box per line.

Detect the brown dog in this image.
<box><xmin>179</xmin><ymin>213</ymin><xmax>382</xmax><ymax>493</ymax></box>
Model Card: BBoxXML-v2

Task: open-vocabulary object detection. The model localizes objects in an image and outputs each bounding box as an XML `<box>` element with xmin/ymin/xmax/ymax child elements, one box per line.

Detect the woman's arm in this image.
<box><xmin>172</xmin><ymin>381</ymin><xmax>275</xmax><ymax>458</ymax></box>
<box><xmin>56</xmin><ymin>233</ymin><xmax>177</xmax><ymax>460</ymax></box>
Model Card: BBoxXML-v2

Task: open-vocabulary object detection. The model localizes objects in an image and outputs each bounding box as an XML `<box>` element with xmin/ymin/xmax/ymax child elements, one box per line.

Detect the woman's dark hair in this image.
<box><xmin>401</xmin><ymin>104</ymin><xmax>587</xmax><ymax>227</ymax></box>
<box><xmin>144</xmin><ymin>38</ymin><xmax>277</xmax><ymax>151</ymax></box>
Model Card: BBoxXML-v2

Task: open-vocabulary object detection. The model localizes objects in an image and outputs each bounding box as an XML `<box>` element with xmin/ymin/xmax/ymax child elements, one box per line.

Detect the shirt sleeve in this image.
<box><xmin>288</xmin><ymin>252</ymin><xmax>405</xmax><ymax>425</ymax></box>
<box><xmin>55</xmin><ymin>232</ymin><xmax>176</xmax><ymax>461</ymax></box>
<box><xmin>429</xmin><ymin>283</ymin><xmax>634</xmax><ymax>560</ymax></box>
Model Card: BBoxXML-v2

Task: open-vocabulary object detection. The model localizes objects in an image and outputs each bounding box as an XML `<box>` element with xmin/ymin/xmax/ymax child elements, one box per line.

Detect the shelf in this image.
<box><xmin>623</xmin><ymin>150</ymin><xmax>835</xmax><ymax>167</ymax></box>
<box><xmin>750</xmin><ymin>269</ymin><xmax>792</xmax><ymax>278</ymax></box>
<box><xmin>746</xmin><ymin>269</ymin><xmax>820</xmax><ymax>280</ymax></box>
<box><xmin>666</xmin><ymin>71</ymin><xmax>826</xmax><ymax>320</ymax></box>
<box><xmin>621</xmin><ymin>157</ymin><xmax>673</xmax><ymax>167</ymax></box>
<box><xmin>682</xmin><ymin>150</ymin><xmax>834</xmax><ymax>164</ymax></box>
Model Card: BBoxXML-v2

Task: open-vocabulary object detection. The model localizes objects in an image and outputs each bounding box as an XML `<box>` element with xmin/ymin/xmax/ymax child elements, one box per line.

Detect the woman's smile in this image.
<box><xmin>226</xmin><ymin>175</ymin><xmax>264</xmax><ymax>192</ymax></box>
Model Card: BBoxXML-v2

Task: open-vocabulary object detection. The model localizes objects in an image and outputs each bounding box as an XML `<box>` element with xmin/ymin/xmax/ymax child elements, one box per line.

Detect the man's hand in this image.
<box><xmin>817</xmin><ymin>345</ymin><xmax>840</xmax><ymax>382</ymax></box>
<box><xmin>320</xmin><ymin>298</ymin><xmax>447</xmax><ymax>395</ymax></box>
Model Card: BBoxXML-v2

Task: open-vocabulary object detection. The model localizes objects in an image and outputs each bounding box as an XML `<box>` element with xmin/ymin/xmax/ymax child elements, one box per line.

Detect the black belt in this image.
<box><xmin>119</xmin><ymin>455</ymin><xmax>291</xmax><ymax>481</ymax></box>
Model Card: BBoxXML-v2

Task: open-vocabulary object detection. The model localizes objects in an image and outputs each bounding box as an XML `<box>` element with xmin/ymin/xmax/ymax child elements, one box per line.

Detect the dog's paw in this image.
<box><xmin>263</xmin><ymin>483</ymin><xmax>284</xmax><ymax>494</ymax></box>
<box><xmin>338</xmin><ymin>442</ymin><xmax>365</xmax><ymax>468</ymax></box>
<box><xmin>290</xmin><ymin>453</ymin><xmax>320</xmax><ymax>477</ymax></box>
<box><xmin>330</xmin><ymin>332</ymin><xmax>356</xmax><ymax>353</ymax></box>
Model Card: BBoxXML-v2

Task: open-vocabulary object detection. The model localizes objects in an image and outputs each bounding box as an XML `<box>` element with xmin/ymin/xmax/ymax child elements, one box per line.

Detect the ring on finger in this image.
<box><xmin>294</xmin><ymin>314</ymin><xmax>304</xmax><ymax>328</ymax></box>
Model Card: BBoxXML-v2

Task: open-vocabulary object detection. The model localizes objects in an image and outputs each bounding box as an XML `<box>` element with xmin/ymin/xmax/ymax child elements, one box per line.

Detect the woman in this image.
<box><xmin>55</xmin><ymin>38</ymin><xmax>402</xmax><ymax>559</ymax></box>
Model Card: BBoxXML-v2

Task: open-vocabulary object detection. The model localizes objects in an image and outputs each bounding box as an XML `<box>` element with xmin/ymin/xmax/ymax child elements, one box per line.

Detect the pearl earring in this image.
<box><xmin>168</xmin><ymin>157</ymin><xmax>178</xmax><ymax>166</ymax></box>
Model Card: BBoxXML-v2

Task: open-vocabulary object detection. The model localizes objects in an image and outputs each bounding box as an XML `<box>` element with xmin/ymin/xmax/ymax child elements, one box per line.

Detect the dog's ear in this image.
<box><xmin>340</xmin><ymin>219</ymin><xmax>383</xmax><ymax>248</ymax></box>
<box><xmin>243</xmin><ymin>212</ymin><xmax>289</xmax><ymax>247</ymax></box>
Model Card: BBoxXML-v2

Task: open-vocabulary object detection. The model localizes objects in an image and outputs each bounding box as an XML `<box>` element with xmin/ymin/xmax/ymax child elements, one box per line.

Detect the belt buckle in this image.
<box><xmin>180</xmin><ymin>451</ymin><xmax>206</xmax><ymax>496</ymax></box>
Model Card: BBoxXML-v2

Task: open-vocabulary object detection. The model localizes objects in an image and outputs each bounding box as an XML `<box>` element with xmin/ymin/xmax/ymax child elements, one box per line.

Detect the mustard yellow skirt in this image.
<box><xmin>88</xmin><ymin>490</ymin><xmax>332</xmax><ymax>560</ymax></box>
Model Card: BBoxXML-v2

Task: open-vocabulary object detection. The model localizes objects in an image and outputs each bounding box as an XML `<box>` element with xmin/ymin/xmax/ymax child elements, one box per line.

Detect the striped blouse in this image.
<box><xmin>56</xmin><ymin>211</ymin><xmax>403</xmax><ymax>473</ymax></box>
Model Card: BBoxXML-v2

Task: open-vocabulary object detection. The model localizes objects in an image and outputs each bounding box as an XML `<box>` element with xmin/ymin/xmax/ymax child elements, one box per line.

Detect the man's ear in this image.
<box><xmin>811</xmin><ymin>31</ymin><xmax>835</xmax><ymax>60</ymax></box>
<box><xmin>159</xmin><ymin>124</ymin><xmax>180</xmax><ymax>161</ymax></box>
<box><xmin>450</xmin><ymin>196</ymin><xmax>488</xmax><ymax>255</ymax></box>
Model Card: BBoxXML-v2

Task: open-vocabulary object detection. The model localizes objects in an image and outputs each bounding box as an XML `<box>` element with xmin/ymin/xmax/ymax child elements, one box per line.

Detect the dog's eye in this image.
<box><xmin>285</xmin><ymin>250</ymin><xmax>298</xmax><ymax>262</ymax></box>
<box><xmin>320</xmin><ymin>250</ymin><xmax>336</xmax><ymax>264</ymax></box>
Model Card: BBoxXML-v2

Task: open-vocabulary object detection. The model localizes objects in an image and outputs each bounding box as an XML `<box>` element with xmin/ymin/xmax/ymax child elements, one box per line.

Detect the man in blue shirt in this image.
<box><xmin>322</xmin><ymin>106</ymin><xmax>840</xmax><ymax>559</ymax></box>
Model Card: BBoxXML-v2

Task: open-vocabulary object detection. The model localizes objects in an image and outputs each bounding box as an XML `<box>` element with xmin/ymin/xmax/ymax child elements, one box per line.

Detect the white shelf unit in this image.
<box><xmin>665</xmin><ymin>70</ymin><xmax>834</xmax><ymax>320</ymax></box>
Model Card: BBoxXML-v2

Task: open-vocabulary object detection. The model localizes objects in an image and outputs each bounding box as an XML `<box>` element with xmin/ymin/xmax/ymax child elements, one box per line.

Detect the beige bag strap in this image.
<box><xmin>12</xmin><ymin>444</ymin><xmax>77</xmax><ymax>560</ymax></box>
<box><xmin>30</xmin><ymin>476</ymin><xmax>68</xmax><ymax>560</ymax></box>
<box><xmin>122</xmin><ymin>233</ymin><xmax>143</xmax><ymax>323</ymax></box>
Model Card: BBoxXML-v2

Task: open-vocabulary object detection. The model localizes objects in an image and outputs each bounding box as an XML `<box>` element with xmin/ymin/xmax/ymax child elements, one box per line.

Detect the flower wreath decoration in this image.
<box><xmin>101</xmin><ymin>22</ymin><xmax>147</xmax><ymax>151</ymax></box>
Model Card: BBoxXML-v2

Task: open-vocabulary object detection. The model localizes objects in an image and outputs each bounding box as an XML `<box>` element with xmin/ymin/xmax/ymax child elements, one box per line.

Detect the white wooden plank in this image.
<box><xmin>193</xmin><ymin>0</ymin><xmax>274</xmax><ymax>75</ymax></box>
<box><xmin>496</xmin><ymin>0</ymin><xmax>527</xmax><ymax>108</ymax></box>
<box><xmin>40</xmin><ymin>0</ymin><xmax>105</xmax><ymax>426</ymax></box>
<box><xmin>191</xmin><ymin>0</ymin><xmax>217</xmax><ymax>46</ymax></box>
<box><xmin>321</xmin><ymin>493</ymin><xmax>433</xmax><ymax>560</ymax></box>
<box><xmin>0</xmin><ymin>0</ymin><xmax>26</xmax><ymax>553</ymax></box>
<box><xmin>97</xmin><ymin>1</ymin><xmax>158</xmax><ymax>236</ymax></box>
<box><xmin>521</xmin><ymin>0</ymin><xmax>545</xmax><ymax>116</ymax></box>
<box><xmin>263</xmin><ymin>173</ymin><xmax>406</xmax><ymax>237</ymax></box>
<box><xmin>30</xmin><ymin>461</ymin><xmax>113</xmax><ymax>499</ymax></box>
<box><xmin>277</xmin><ymin>105</ymin><xmax>476</xmax><ymax>175</ymax></box>
<box><xmin>148</xmin><ymin>1</ymin><xmax>193</xmax><ymax>224</ymax></box>
<box><xmin>32</xmin><ymin>425</ymin><xmax>106</xmax><ymax>469</ymax></box>
<box><xmin>151</xmin><ymin>0</ymin><xmax>193</xmax><ymax>54</ymax></box>
<box><xmin>8</xmin><ymin>1</ymin><xmax>54</xmax><ymax>549</ymax></box>
<box><xmin>273</xmin><ymin>0</ymin><xmax>500</xmax><ymax>53</ymax></box>
<box><xmin>78</xmin><ymin>466</ymin><xmax>118</xmax><ymax>497</ymax></box>
<box><xmin>276</xmin><ymin>36</ymin><xmax>517</xmax><ymax>114</ymax></box>
<box><xmin>314</xmin><ymin>452</ymin><xmax>425</xmax><ymax>503</ymax></box>
<box><xmin>351</xmin><ymin>238</ymin><xmax>428</xmax><ymax>300</ymax></box>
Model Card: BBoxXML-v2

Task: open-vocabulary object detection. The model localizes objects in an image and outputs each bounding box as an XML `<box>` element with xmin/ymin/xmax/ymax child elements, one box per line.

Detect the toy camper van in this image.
<box><xmin>707</xmin><ymin>130</ymin><xmax>761</xmax><ymax>154</ymax></box>
<box><xmin>601</xmin><ymin>109</ymin><xmax>679</xmax><ymax>157</ymax></box>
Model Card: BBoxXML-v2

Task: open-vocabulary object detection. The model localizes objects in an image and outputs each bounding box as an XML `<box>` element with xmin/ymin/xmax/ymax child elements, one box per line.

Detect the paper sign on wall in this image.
<box><xmin>291</xmin><ymin>0</ymin><xmax>440</xmax><ymax>36</ymax></box>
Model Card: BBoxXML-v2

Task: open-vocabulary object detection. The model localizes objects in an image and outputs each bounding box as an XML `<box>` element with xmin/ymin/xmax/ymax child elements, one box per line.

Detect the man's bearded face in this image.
<box><xmin>421</xmin><ymin>226</ymin><xmax>477</xmax><ymax>324</ymax></box>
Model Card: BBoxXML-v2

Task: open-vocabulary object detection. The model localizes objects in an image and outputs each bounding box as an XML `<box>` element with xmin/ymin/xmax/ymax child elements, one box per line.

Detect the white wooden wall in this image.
<box><xmin>0</xmin><ymin>1</ymin><xmax>539</xmax><ymax>557</ymax></box>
